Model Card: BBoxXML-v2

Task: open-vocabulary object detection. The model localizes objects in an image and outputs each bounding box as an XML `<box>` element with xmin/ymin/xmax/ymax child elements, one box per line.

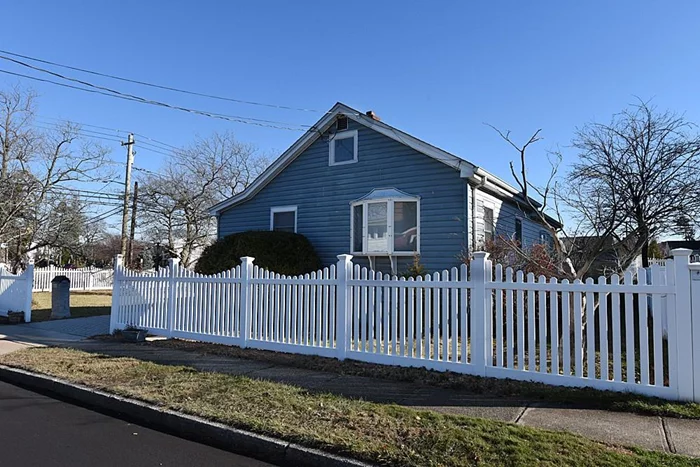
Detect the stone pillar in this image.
<box><xmin>50</xmin><ymin>275</ymin><xmax>71</xmax><ymax>319</ymax></box>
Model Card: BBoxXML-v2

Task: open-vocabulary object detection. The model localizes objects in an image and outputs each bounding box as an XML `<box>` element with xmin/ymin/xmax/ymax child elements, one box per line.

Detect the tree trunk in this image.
<box><xmin>641</xmin><ymin>238</ymin><xmax>649</xmax><ymax>268</ymax></box>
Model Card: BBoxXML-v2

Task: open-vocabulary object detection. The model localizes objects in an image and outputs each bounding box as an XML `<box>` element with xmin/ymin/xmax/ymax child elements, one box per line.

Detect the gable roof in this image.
<box><xmin>209</xmin><ymin>102</ymin><xmax>548</xmax><ymax>220</ymax></box>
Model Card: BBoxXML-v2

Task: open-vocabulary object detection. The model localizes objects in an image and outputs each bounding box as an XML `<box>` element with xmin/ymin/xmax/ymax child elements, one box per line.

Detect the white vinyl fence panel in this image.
<box><xmin>33</xmin><ymin>266</ymin><xmax>113</xmax><ymax>292</ymax></box>
<box><xmin>0</xmin><ymin>263</ymin><xmax>34</xmax><ymax>322</ymax></box>
<box><xmin>110</xmin><ymin>249</ymin><xmax>700</xmax><ymax>402</ymax></box>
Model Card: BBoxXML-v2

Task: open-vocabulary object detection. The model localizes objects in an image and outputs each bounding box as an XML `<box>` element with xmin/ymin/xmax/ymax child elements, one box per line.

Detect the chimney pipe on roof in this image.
<box><xmin>365</xmin><ymin>110</ymin><xmax>380</xmax><ymax>121</ymax></box>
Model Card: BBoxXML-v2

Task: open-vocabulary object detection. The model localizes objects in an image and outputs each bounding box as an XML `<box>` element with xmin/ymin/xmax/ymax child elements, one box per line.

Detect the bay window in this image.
<box><xmin>351</xmin><ymin>188</ymin><xmax>420</xmax><ymax>255</ymax></box>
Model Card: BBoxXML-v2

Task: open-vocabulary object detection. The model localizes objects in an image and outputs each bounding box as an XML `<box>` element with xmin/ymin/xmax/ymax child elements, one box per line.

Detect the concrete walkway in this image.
<box><xmin>0</xmin><ymin>316</ymin><xmax>109</xmax><ymax>353</ymax></box>
<box><xmin>0</xmin><ymin>323</ymin><xmax>698</xmax><ymax>457</ymax></box>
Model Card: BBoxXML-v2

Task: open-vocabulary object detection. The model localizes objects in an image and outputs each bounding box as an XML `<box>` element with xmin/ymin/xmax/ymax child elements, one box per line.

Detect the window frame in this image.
<box><xmin>350</xmin><ymin>196</ymin><xmax>420</xmax><ymax>256</ymax></box>
<box><xmin>514</xmin><ymin>218</ymin><xmax>523</xmax><ymax>245</ymax></box>
<box><xmin>270</xmin><ymin>205</ymin><xmax>298</xmax><ymax>233</ymax></box>
<box><xmin>329</xmin><ymin>130</ymin><xmax>358</xmax><ymax>166</ymax></box>
<box><xmin>483</xmin><ymin>205</ymin><xmax>495</xmax><ymax>242</ymax></box>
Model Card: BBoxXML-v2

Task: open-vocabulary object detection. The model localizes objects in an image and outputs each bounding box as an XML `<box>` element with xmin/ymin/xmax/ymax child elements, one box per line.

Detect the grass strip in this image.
<box><xmin>0</xmin><ymin>347</ymin><xmax>698</xmax><ymax>467</ymax></box>
<box><xmin>31</xmin><ymin>291</ymin><xmax>112</xmax><ymax>322</ymax></box>
<box><xmin>146</xmin><ymin>338</ymin><xmax>700</xmax><ymax>420</ymax></box>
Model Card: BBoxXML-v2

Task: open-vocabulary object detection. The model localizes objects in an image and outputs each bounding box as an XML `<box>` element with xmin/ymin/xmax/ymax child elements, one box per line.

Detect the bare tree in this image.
<box><xmin>570</xmin><ymin>101</ymin><xmax>700</xmax><ymax>267</ymax></box>
<box><xmin>0</xmin><ymin>85</ymin><xmax>36</xmax><ymax>180</ymax></box>
<box><xmin>138</xmin><ymin>131</ymin><xmax>267</xmax><ymax>268</ymax></box>
<box><xmin>0</xmin><ymin>85</ymin><xmax>113</xmax><ymax>267</ymax></box>
<box><xmin>487</xmin><ymin>126</ymin><xmax>585</xmax><ymax>279</ymax></box>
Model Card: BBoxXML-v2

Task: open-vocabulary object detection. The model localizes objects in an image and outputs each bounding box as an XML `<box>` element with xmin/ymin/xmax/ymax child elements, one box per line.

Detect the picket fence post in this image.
<box><xmin>470</xmin><ymin>252</ymin><xmax>490</xmax><ymax>375</ymax></box>
<box><xmin>166</xmin><ymin>258</ymin><xmax>180</xmax><ymax>338</ymax></box>
<box><xmin>689</xmin><ymin>260</ymin><xmax>700</xmax><ymax>403</ymax></box>
<box><xmin>239</xmin><ymin>257</ymin><xmax>254</xmax><ymax>348</ymax></box>
<box><xmin>87</xmin><ymin>270</ymin><xmax>94</xmax><ymax>291</ymax></box>
<box><xmin>23</xmin><ymin>261</ymin><xmax>34</xmax><ymax>323</ymax></box>
<box><xmin>109</xmin><ymin>254</ymin><xmax>123</xmax><ymax>334</ymax></box>
<box><xmin>670</xmin><ymin>248</ymin><xmax>693</xmax><ymax>401</ymax></box>
<box><xmin>335</xmin><ymin>254</ymin><xmax>353</xmax><ymax>360</ymax></box>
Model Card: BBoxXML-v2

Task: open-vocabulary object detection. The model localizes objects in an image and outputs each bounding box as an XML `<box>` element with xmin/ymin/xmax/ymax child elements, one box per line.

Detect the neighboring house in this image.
<box><xmin>659</xmin><ymin>240</ymin><xmax>700</xmax><ymax>263</ymax></box>
<box><xmin>210</xmin><ymin>103</ymin><xmax>556</xmax><ymax>274</ymax></box>
<box><xmin>565</xmin><ymin>234</ymin><xmax>641</xmax><ymax>278</ymax></box>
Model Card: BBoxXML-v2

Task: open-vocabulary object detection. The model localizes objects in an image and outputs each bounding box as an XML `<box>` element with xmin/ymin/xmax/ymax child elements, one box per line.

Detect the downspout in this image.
<box><xmin>470</xmin><ymin>183</ymin><xmax>477</xmax><ymax>251</ymax></box>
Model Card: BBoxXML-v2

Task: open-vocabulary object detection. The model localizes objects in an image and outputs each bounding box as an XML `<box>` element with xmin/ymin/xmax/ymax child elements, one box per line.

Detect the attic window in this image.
<box><xmin>336</xmin><ymin>115</ymin><xmax>348</xmax><ymax>131</ymax></box>
<box><xmin>329</xmin><ymin>130</ymin><xmax>358</xmax><ymax>166</ymax></box>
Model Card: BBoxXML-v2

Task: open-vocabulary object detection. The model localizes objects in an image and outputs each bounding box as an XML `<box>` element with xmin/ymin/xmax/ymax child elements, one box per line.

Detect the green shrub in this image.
<box><xmin>195</xmin><ymin>231</ymin><xmax>322</xmax><ymax>276</ymax></box>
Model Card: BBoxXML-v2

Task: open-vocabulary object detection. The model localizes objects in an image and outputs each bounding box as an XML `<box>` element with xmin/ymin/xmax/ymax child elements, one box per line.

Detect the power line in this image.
<box><xmin>0</xmin><ymin>48</ymin><xmax>323</xmax><ymax>113</ymax></box>
<box><xmin>31</xmin><ymin>123</ymin><xmax>124</xmax><ymax>144</ymax></box>
<box><xmin>83</xmin><ymin>206</ymin><xmax>123</xmax><ymax>225</ymax></box>
<box><xmin>0</xmin><ymin>58</ymin><xmax>311</xmax><ymax>130</ymax></box>
<box><xmin>35</xmin><ymin>114</ymin><xmax>182</xmax><ymax>155</ymax></box>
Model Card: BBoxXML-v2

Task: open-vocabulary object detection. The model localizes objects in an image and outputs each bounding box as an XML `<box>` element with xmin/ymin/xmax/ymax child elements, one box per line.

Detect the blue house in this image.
<box><xmin>210</xmin><ymin>103</ymin><xmax>554</xmax><ymax>274</ymax></box>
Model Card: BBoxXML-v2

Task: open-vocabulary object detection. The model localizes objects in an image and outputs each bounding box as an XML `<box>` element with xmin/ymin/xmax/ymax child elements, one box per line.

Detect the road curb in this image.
<box><xmin>0</xmin><ymin>365</ymin><xmax>373</xmax><ymax>467</ymax></box>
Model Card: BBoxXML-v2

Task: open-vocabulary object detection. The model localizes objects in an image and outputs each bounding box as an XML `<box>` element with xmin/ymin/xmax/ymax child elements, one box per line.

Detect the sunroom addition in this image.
<box><xmin>351</xmin><ymin>188</ymin><xmax>420</xmax><ymax>274</ymax></box>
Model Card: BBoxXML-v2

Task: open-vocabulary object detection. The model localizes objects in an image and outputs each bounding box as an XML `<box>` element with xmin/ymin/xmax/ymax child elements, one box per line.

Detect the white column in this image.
<box><xmin>470</xmin><ymin>251</ymin><xmax>490</xmax><ymax>375</ymax></box>
<box><xmin>166</xmin><ymin>258</ymin><xmax>180</xmax><ymax>338</ymax></box>
<box><xmin>239</xmin><ymin>257</ymin><xmax>255</xmax><ymax>348</ymax></box>
<box><xmin>23</xmin><ymin>261</ymin><xmax>34</xmax><ymax>323</ymax></box>
<box><xmin>336</xmin><ymin>254</ymin><xmax>353</xmax><ymax>360</ymax></box>
<box><xmin>671</xmin><ymin>248</ymin><xmax>693</xmax><ymax>401</ymax></box>
<box><xmin>109</xmin><ymin>255</ymin><xmax>123</xmax><ymax>333</ymax></box>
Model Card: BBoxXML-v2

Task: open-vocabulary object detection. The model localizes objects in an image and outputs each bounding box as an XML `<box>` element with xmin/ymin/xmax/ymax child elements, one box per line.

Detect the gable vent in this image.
<box><xmin>336</xmin><ymin>115</ymin><xmax>348</xmax><ymax>131</ymax></box>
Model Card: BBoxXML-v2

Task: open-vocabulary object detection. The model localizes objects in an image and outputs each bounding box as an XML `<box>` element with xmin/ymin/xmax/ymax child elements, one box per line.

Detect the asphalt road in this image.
<box><xmin>0</xmin><ymin>381</ymin><xmax>274</xmax><ymax>467</ymax></box>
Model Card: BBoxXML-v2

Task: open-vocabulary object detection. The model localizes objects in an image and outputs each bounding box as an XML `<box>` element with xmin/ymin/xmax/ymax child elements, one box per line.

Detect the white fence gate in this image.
<box><xmin>0</xmin><ymin>263</ymin><xmax>35</xmax><ymax>322</ymax></box>
<box><xmin>110</xmin><ymin>249</ymin><xmax>700</xmax><ymax>402</ymax></box>
<box><xmin>33</xmin><ymin>266</ymin><xmax>113</xmax><ymax>292</ymax></box>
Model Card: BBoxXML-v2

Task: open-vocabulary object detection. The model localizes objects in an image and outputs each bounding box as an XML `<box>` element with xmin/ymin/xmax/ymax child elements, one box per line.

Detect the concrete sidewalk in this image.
<box><xmin>0</xmin><ymin>316</ymin><xmax>109</xmax><ymax>354</ymax></box>
<box><xmin>1</xmin><ymin>324</ymin><xmax>698</xmax><ymax>457</ymax></box>
<box><xmin>66</xmin><ymin>339</ymin><xmax>700</xmax><ymax>457</ymax></box>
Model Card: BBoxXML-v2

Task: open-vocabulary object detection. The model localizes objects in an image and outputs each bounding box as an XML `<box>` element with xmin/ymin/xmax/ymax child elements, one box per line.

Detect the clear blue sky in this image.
<box><xmin>2</xmin><ymin>1</ymin><xmax>700</xmax><ymax>228</ymax></box>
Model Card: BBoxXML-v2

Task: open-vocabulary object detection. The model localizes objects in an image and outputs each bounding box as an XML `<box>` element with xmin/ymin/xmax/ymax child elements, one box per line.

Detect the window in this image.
<box><xmin>539</xmin><ymin>230</ymin><xmax>549</xmax><ymax>244</ymax></box>
<box><xmin>270</xmin><ymin>206</ymin><xmax>297</xmax><ymax>233</ymax></box>
<box><xmin>329</xmin><ymin>130</ymin><xmax>358</xmax><ymax>166</ymax></box>
<box><xmin>483</xmin><ymin>207</ymin><xmax>494</xmax><ymax>242</ymax></box>
<box><xmin>351</xmin><ymin>188</ymin><xmax>419</xmax><ymax>255</ymax></box>
<box><xmin>515</xmin><ymin>218</ymin><xmax>523</xmax><ymax>245</ymax></box>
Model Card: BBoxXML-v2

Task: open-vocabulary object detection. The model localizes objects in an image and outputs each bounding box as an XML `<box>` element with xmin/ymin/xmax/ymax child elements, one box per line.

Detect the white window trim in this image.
<box><xmin>350</xmin><ymin>197</ymin><xmax>420</xmax><ymax>257</ymax></box>
<box><xmin>270</xmin><ymin>205</ymin><xmax>298</xmax><ymax>233</ymax></box>
<box><xmin>329</xmin><ymin>130</ymin><xmax>358</xmax><ymax>166</ymax></box>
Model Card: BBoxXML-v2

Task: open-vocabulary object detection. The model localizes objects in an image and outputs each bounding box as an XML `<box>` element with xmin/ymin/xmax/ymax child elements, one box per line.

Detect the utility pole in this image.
<box><xmin>127</xmin><ymin>181</ymin><xmax>138</xmax><ymax>268</ymax></box>
<box><xmin>120</xmin><ymin>133</ymin><xmax>135</xmax><ymax>258</ymax></box>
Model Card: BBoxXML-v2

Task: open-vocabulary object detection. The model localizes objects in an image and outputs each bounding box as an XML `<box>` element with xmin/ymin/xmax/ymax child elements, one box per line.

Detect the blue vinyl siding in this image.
<box><xmin>474</xmin><ymin>189</ymin><xmax>552</xmax><ymax>248</ymax></box>
<box><xmin>218</xmin><ymin>120</ymin><xmax>468</xmax><ymax>273</ymax></box>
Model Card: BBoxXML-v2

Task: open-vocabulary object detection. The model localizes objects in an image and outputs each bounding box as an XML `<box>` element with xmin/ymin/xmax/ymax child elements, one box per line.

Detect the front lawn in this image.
<box><xmin>31</xmin><ymin>291</ymin><xmax>111</xmax><ymax>322</ymax></box>
<box><xmin>0</xmin><ymin>347</ymin><xmax>697</xmax><ymax>467</ymax></box>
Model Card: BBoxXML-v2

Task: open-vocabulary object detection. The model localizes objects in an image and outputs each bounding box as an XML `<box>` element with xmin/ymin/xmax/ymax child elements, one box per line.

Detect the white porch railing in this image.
<box><xmin>109</xmin><ymin>249</ymin><xmax>700</xmax><ymax>402</ymax></box>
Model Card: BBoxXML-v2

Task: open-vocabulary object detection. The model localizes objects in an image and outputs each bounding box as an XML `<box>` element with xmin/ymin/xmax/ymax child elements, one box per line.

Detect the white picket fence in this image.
<box><xmin>0</xmin><ymin>263</ymin><xmax>35</xmax><ymax>322</ymax></box>
<box><xmin>33</xmin><ymin>266</ymin><xmax>113</xmax><ymax>292</ymax></box>
<box><xmin>110</xmin><ymin>249</ymin><xmax>700</xmax><ymax>402</ymax></box>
